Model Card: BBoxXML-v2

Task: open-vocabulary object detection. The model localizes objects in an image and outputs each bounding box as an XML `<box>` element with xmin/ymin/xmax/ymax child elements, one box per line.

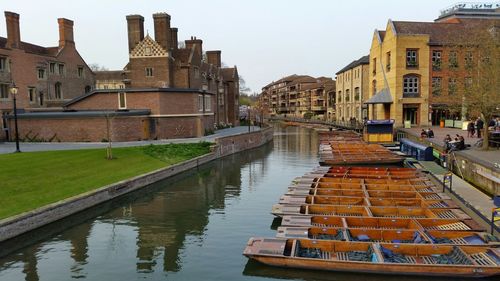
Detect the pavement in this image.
<box><xmin>401</xmin><ymin>126</ymin><xmax>500</xmax><ymax>168</ymax></box>
<box><xmin>0</xmin><ymin>126</ymin><xmax>261</xmax><ymax>154</ymax></box>
<box><xmin>417</xmin><ymin>160</ymin><xmax>499</xmax><ymax>234</ymax></box>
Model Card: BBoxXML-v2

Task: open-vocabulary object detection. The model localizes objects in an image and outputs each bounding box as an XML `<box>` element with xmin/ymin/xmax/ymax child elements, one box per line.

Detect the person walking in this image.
<box><xmin>476</xmin><ymin>117</ymin><xmax>484</xmax><ymax>138</ymax></box>
<box><xmin>467</xmin><ymin>120</ymin><xmax>475</xmax><ymax>138</ymax></box>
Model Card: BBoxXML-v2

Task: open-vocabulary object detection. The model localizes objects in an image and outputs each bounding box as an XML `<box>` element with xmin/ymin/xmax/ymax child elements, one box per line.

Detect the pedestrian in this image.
<box><xmin>467</xmin><ymin>120</ymin><xmax>475</xmax><ymax>138</ymax></box>
<box><xmin>476</xmin><ymin>117</ymin><xmax>484</xmax><ymax>138</ymax></box>
<box><xmin>420</xmin><ymin>129</ymin><xmax>428</xmax><ymax>138</ymax></box>
<box><xmin>427</xmin><ymin>128</ymin><xmax>434</xmax><ymax>138</ymax></box>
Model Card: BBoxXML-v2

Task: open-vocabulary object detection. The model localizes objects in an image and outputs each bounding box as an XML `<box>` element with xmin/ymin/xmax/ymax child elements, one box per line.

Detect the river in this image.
<box><xmin>0</xmin><ymin>124</ymin><xmax>489</xmax><ymax>281</ymax></box>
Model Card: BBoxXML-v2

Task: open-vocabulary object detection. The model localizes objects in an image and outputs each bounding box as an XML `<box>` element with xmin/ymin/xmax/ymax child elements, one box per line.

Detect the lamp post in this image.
<box><xmin>10</xmin><ymin>83</ymin><xmax>20</xmax><ymax>153</ymax></box>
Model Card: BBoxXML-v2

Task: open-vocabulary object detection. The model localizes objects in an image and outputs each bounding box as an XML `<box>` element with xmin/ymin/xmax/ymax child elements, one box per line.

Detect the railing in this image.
<box><xmin>269</xmin><ymin>116</ymin><xmax>364</xmax><ymax>132</ymax></box>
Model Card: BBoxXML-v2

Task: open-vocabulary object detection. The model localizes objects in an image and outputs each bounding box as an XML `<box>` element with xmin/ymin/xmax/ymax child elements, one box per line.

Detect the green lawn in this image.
<box><xmin>0</xmin><ymin>142</ymin><xmax>211</xmax><ymax>219</ymax></box>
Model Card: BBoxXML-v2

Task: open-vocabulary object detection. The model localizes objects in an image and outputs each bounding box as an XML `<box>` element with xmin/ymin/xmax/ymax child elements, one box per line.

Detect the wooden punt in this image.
<box><xmin>243</xmin><ymin>238</ymin><xmax>500</xmax><ymax>277</ymax></box>
<box><xmin>275</xmin><ymin>226</ymin><xmax>500</xmax><ymax>246</ymax></box>
<box><xmin>279</xmin><ymin>195</ymin><xmax>457</xmax><ymax>209</ymax></box>
<box><xmin>272</xmin><ymin>204</ymin><xmax>371</xmax><ymax>217</ymax></box>
<box><xmin>369</xmin><ymin>206</ymin><xmax>470</xmax><ymax>219</ymax></box>
<box><xmin>280</xmin><ymin>215</ymin><xmax>485</xmax><ymax>231</ymax></box>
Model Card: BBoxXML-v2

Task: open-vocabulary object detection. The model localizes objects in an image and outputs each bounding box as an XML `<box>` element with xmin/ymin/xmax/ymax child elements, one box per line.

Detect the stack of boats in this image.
<box><xmin>318</xmin><ymin>131</ymin><xmax>403</xmax><ymax>165</ymax></box>
<box><xmin>244</xmin><ymin>132</ymin><xmax>500</xmax><ymax>278</ymax></box>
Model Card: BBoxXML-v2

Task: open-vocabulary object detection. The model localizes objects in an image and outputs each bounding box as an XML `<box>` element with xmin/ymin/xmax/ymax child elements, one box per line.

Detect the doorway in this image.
<box><xmin>403</xmin><ymin>104</ymin><xmax>419</xmax><ymax>125</ymax></box>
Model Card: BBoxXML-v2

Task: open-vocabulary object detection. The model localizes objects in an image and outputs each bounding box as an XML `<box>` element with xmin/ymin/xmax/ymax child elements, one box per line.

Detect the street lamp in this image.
<box><xmin>10</xmin><ymin>82</ymin><xmax>20</xmax><ymax>153</ymax></box>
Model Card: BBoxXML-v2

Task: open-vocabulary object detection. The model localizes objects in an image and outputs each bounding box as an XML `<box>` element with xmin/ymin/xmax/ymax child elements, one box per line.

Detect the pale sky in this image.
<box><xmin>1</xmin><ymin>0</ymin><xmax>477</xmax><ymax>93</ymax></box>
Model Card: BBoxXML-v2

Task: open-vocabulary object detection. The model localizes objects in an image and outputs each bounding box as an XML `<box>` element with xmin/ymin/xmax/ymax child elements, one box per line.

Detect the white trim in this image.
<box><xmin>118</xmin><ymin>92</ymin><xmax>127</xmax><ymax>109</ymax></box>
<box><xmin>149</xmin><ymin>113</ymin><xmax>215</xmax><ymax>117</ymax></box>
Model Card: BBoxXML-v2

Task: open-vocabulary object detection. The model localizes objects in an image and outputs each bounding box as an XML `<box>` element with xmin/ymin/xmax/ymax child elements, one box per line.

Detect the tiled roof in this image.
<box><xmin>336</xmin><ymin>55</ymin><xmax>369</xmax><ymax>75</ymax></box>
<box><xmin>392</xmin><ymin>18</ymin><xmax>499</xmax><ymax>45</ymax></box>
<box><xmin>364</xmin><ymin>88</ymin><xmax>393</xmax><ymax>104</ymax></box>
<box><xmin>0</xmin><ymin>36</ymin><xmax>60</xmax><ymax>56</ymax></box>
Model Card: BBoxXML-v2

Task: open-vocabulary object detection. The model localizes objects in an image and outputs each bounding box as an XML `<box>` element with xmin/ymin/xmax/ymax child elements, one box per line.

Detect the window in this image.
<box><xmin>58</xmin><ymin>64</ymin><xmax>65</xmax><ymax>75</ymax></box>
<box><xmin>204</xmin><ymin>95</ymin><xmax>211</xmax><ymax>111</ymax></box>
<box><xmin>54</xmin><ymin>82</ymin><xmax>62</xmax><ymax>99</ymax></box>
<box><xmin>386</xmin><ymin>52</ymin><xmax>391</xmax><ymax>71</ymax></box>
<box><xmin>39</xmin><ymin>92</ymin><xmax>44</xmax><ymax>106</ymax></box>
<box><xmin>38</xmin><ymin>68</ymin><xmax>46</xmax><ymax>79</ymax></box>
<box><xmin>345</xmin><ymin>89</ymin><xmax>350</xmax><ymax>102</ymax></box>
<box><xmin>448</xmin><ymin>78</ymin><xmax>457</xmax><ymax>95</ymax></box>
<box><xmin>372</xmin><ymin>58</ymin><xmax>377</xmax><ymax>75</ymax></box>
<box><xmin>432</xmin><ymin>77</ymin><xmax>442</xmax><ymax>96</ymax></box>
<box><xmin>372</xmin><ymin>80</ymin><xmax>377</xmax><ymax>96</ymax></box>
<box><xmin>118</xmin><ymin>92</ymin><xmax>127</xmax><ymax>109</ymax></box>
<box><xmin>338</xmin><ymin>91</ymin><xmax>342</xmax><ymax>102</ymax></box>
<box><xmin>403</xmin><ymin>75</ymin><xmax>419</xmax><ymax>97</ymax></box>
<box><xmin>465</xmin><ymin>77</ymin><xmax>472</xmax><ymax>91</ymax></box>
<box><xmin>28</xmin><ymin>87</ymin><xmax>36</xmax><ymax>103</ymax></box>
<box><xmin>406</xmin><ymin>49</ymin><xmax>418</xmax><ymax>67</ymax></box>
<box><xmin>194</xmin><ymin>67</ymin><xmax>200</xmax><ymax>79</ymax></box>
<box><xmin>78</xmin><ymin>66</ymin><xmax>84</xmax><ymax>78</ymax></box>
<box><xmin>103</xmin><ymin>85</ymin><xmax>108</xmax><ymax>89</ymax></box>
<box><xmin>0</xmin><ymin>57</ymin><xmax>8</xmax><ymax>72</ymax></box>
<box><xmin>354</xmin><ymin>87</ymin><xmax>360</xmax><ymax>101</ymax></box>
<box><xmin>0</xmin><ymin>84</ymin><xmax>8</xmax><ymax>99</ymax></box>
<box><xmin>119</xmin><ymin>84</ymin><xmax>125</xmax><ymax>89</ymax></box>
<box><xmin>85</xmin><ymin>85</ymin><xmax>91</xmax><ymax>93</ymax></box>
<box><xmin>145</xmin><ymin>67</ymin><xmax>153</xmax><ymax>77</ymax></box>
<box><xmin>465</xmin><ymin>51</ymin><xmax>473</xmax><ymax>69</ymax></box>
<box><xmin>49</xmin><ymin>62</ymin><xmax>56</xmax><ymax>74</ymax></box>
<box><xmin>432</xmin><ymin>50</ymin><xmax>442</xmax><ymax>70</ymax></box>
<box><xmin>449</xmin><ymin>51</ymin><xmax>458</xmax><ymax>69</ymax></box>
<box><xmin>198</xmin><ymin>95</ymin><xmax>204</xmax><ymax>111</ymax></box>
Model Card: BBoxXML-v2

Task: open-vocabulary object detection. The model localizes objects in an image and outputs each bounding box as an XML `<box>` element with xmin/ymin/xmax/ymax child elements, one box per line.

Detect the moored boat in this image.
<box><xmin>243</xmin><ymin>238</ymin><xmax>500</xmax><ymax>277</ymax></box>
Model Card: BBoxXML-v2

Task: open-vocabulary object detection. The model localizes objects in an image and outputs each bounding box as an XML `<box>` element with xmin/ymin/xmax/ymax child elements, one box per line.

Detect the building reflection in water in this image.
<box><xmin>0</xmin><ymin>142</ymin><xmax>272</xmax><ymax>280</ymax></box>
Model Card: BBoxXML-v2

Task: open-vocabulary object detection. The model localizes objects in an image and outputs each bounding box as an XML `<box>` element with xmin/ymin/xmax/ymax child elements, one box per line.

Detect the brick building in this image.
<box><xmin>367</xmin><ymin>4</ymin><xmax>499</xmax><ymax>128</ymax></box>
<box><xmin>1</xmin><ymin>11</ymin><xmax>95</xmax><ymax>140</ymax></box>
<box><xmin>259</xmin><ymin>75</ymin><xmax>335</xmax><ymax>120</ymax></box>
<box><xmin>335</xmin><ymin>55</ymin><xmax>369</xmax><ymax>122</ymax></box>
<box><xmin>6</xmin><ymin>12</ymin><xmax>240</xmax><ymax>142</ymax></box>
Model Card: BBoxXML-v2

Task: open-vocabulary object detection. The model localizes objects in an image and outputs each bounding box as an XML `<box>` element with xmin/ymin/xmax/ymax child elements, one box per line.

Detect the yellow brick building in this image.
<box><xmin>335</xmin><ymin>55</ymin><xmax>369</xmax><ymax>122</ymax></box>
<box><xmin>367</xmin><ymin>20</ymin><xmax>430</xmax><ymax>128</ymax></box>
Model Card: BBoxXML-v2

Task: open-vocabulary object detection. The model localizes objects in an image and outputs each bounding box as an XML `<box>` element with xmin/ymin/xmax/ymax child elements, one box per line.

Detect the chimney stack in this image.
<box><xmin>58</xmin><ymin>18</ymin><xmax>74</xmax><ymax>48</ymax></box>
<box><xmin>185</xmin><ymin>36</ymin><xmax>203</xmax><ymax>58</ymax></box>
<box><xmin>153</xmin><ymin>13</ymin><xmax>172</xmax><ymax>51</ymax></box>
<box><xmin>206</xmin><ymin>50</ymin><xmax>222</xmax><ymax>67</ymax></box>
<box><xmin>5</xmin><ymin>11</ymin><xmax>21</xmax><ymax>49</ymax></box>
<box><xmin>171</xmin><ymin>28</ymin><xmax>178</xmax><ymax>50</ymax></box>
<box><xmin>126</xmin><ymin>15</ymin><xmax>144</xmax><ymax>53</ymax></box>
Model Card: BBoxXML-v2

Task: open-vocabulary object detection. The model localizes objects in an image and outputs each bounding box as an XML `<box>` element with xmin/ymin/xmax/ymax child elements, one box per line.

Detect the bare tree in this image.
<box><xmin>89</xmin><ymin>63</ymin><xmax>109</xmax><ymax>72</ymax></box>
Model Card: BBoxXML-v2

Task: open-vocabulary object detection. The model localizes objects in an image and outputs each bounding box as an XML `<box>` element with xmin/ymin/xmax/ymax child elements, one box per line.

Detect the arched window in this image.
<box><xmin>403</xmin><ymin>74</ymin><xmax>420</xmax><ymax>98</ymax></box>
<box><xmin>54</xmin><ymin>82</ymin><xmax>62</xmax><ymax>99</ymax></box>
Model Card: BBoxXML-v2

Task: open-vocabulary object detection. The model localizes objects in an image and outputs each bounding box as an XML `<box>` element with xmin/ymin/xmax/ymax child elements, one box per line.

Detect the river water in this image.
<box><xmin>0</xmin><ymin>124</ymin><xmax>490</xmax><ymax>281</ymax></box>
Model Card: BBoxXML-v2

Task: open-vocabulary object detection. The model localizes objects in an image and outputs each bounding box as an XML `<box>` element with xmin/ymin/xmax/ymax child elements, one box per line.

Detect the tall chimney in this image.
<box><xmin>58</xmin><ymin>18</ymin><xmax>74</xmax><ymax>48</ymax></box>
<box><xmin>5</xmin><ymin>11</ymin><xmax>21</xmax><ymax>49</ymax></box>
<box><xmin>126</xmin><ymin>15</ymin><xmax>144</xmax><ymax>53</ymax></box>
<box><xmin>153</xmin><ymin>13</ymin><xmax>171</xmax><ymax>51</ymax></box>
<box><xmin>171</xmin><ymin>27</ymin><xmax>178</xmax><ymax>50</ymax></box>
<box><xmin>206</xmin><ymin>50</ymin><xmax>221</xmax><ymax>67</ymax></box>
<box><xmin>185</xmin><ymin>37</ymin><xmax>203</xmax><ymax>57</ymax></box>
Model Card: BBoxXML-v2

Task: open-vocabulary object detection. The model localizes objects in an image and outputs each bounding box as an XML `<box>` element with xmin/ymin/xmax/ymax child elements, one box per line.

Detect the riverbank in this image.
<box><xmin>0</xmin><ymin>142</ymin><xmax>212</xmax><ymax>219</ymax></box>
<box><xmin>0</xmin><ymin>126</ymin><xmax>273</xmax><ymax>242</ymax></box>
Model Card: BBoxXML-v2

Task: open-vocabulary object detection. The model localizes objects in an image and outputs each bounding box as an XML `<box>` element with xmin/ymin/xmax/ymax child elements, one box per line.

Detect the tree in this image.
<box><xmin>432</xmin><ymin>22</ymin><xmax>500</xmax><ymax>149</ymax></box>
<box><xmin>89</xmin><ymin>63</ymin><xmax>108</xmax><ymax>72</ymax></box>
<box><xmin>239</xmin><ymin>75</ymin><xmax>252</xmax><ymax>95</ymax></box>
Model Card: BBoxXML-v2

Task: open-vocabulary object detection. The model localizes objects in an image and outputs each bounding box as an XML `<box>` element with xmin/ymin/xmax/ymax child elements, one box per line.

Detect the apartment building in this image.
<box><xmin>335</xmin><ymin>55</ymin><xmax>369</xmax><ymax>122</ymax></box>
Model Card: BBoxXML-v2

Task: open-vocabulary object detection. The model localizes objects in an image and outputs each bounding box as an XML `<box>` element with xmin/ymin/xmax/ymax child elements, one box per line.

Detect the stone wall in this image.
<box><xmin>0</xmin><ymin>126</ymin><xmax>274</xmax><ymax>242</ymax></box>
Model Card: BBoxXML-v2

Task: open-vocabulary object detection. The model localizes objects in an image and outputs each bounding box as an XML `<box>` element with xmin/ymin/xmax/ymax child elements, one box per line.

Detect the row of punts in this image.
<box><xmin>244</xmin><ymin>132</ymin><xmax>500</xmax><ymax>277</ymax></box>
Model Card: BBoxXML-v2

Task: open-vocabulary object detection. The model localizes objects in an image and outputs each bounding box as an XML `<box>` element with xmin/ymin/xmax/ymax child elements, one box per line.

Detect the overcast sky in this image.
<box><xmin>1</xmin><ymin>0</ymin><xmax>474</xmax><ymax>93</ymax></box>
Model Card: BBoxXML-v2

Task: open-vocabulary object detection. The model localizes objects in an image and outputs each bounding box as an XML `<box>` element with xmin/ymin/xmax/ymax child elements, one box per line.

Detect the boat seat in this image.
<box><xmin>470</xmin><ymin>253</ymin><xmax>497</xmax><ymax>266</ymax></box>
<box><xmin>426</xmin><ymin>222</ymin><xmax>470</xmax><ymax>231</ymax></box>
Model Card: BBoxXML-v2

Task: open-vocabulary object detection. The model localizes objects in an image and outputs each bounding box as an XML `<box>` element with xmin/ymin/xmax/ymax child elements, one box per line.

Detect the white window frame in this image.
<box><xmin>38</xmin><ymin>68</ymin><xmax>46</xmax><ymax>80</ymax></box>
<box><xmin>49</xmin><ymin>62</ymin><xmax>56</xmax><ymax>74</ymax></box>
<box><xmin>78</xmin><ymin>66</ymin><xmax>84</xmax><ymax>78</ymax></box>
<box><xmin>406</xmin><ymin>49</ymin><xmax>418</xmax><ymax>67</ymax></box>
<box><xmin>58</xmin><ymin>63</ymin><xmax>65</xmax><ymax>75</ymax></box>
<box><xmin>54</xmin><ymin>82</ymin><xmax>63</xmax><ymax>99</ymax></box>
<box><xmin>0</xmin><ymin>57</ymin><xmax>8</xmax><ymax>72</ymax></box>
<box><xmin>198</xmin><ymin>95</ymin><xmax>204</xmax><ymax>111</ymax></box>
<box><xmin>28</xmin><ymin>87</ymin><xmax>36</xmax><ymax>103</ymax></box>
<box><xmin>0</xmin><ymin>83</ymin><xmax>9</xmax><ymax>99</ymax></box>
<box><xmin>403</xmin><ymin>75</ymin><xmax>419</xmax><ymax>96</ymax></box>
<box><xmin>204</xmin><ymin>95</ymin><xmax>211</xmax><ymax>112</ymax></box>
<box><xmin>145</xmin><ymin>67</ymin><xmax>153</xmax><ymax>77</ymax></box>
<box><xmin>118</xmin><ymin>92</ymin><xmax>127</xmax><ymax>109</ymax></box>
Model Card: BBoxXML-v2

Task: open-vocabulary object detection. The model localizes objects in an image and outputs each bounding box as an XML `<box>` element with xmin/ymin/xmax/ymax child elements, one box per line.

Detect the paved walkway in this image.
<box><xmin>417</xmin><ymin>161</ymin><xmax>499</xmax><ymax>234</ymax></box>
<box><xmin>0</xmin><ymin>126</ymin><xmax>261</xmax><ymax>154</ymax></box>
<box><xmin>401</xmin><ymin>126</ymin><xmax>500</xmax><ymax>168</ymax></box>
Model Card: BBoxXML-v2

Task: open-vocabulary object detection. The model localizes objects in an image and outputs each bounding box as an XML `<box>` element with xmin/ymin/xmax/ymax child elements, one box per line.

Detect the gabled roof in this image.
<box><xmin>336</xmin><ymin>55</ymin><xmax>369</xmax><ymax>75</ymax></box>
<box><xmin>364</xmin><ymin>88</ymin><xmax>393</xmax><ymax>104</ymax></box>
<box><xmin>130</xmin><ymin>35</ymin><xmax>168</xmax><ymax>58</ymax></box>
<box><xmin>391</xmin><ymin>18</ymin><xmax>499</xmax><ymax>45</ymax></box>
<box><xmin>0</xmin><ymin>37</ymin><xmax>60</xmax><ymax>56</ymax></box>
<box><xmin>221</xmin><ymin>67</ymin><xmax>237</xmax><ymax>81</ymax></box>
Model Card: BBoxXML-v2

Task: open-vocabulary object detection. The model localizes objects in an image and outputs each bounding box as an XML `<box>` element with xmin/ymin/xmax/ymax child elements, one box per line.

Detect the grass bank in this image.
<box><xmin>0</xmin><ymin>142</ymin><xmax>211</xmax><ymax>219</ymax></box>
